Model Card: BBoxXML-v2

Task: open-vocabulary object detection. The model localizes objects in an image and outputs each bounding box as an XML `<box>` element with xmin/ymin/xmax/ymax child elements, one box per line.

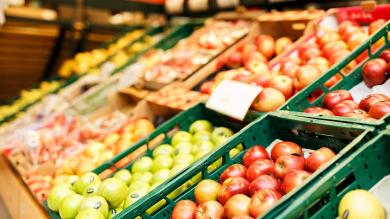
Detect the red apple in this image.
<box><xmin>245</xmin><ymin>60</ymin><xmax>270</xmax><ymax>75</ymax></box>
<box><xmin>271</xmin><ymin>141</ymin><xmax>303</xmax><ymax>161</ymax></box>
<box><xmin>338</xmin><ymin>20</ymin><xmax>359</xmax><ymax>35</ymax></box>
<box><xmin>248</xmin><ymin>175</ymin><xmax>281</xmax><ymax>196</ymax></box>
<box><xmin>275</xmin><ymin>154</ymin><xmax>305</xmax><ymax>179</ymax></box>
<box><xmin>220</xmin><ymin>164</ymin><xmax>248</xmax><ymax>183</ymax></box>
<box><xmin>324</xmin><ymin>74</ymin><xmax>342</xmax><ymax>88</ymax></box>
<box><xmin>275</xmin><ymin>37</ymin><xmax>293</xmax><ymax>55</ymax></box>
<box><xmin>251</xmin><ymin>74</ymin><xmax>271</xmax><ymax>87</ymax></box>
<box><xmin>317</xmin><ymin>31</ymin><xmax>341</xmax><ymax>46</ymax></box>
<box><xmin>362</xmin><ymin>58</ymin><xmax>388</xmax><ymax>87</ymax></box>
<box><xmin>242</xmin><ymin>44</ymin><xmax>258</xmax><ymax>62</ymax></box>
<box><xmin>300</xmin><ymin>48</ymin><xmax>321</xmax><ymax>62</ymax></box>
<box><xmin>344</xmin><ymin>109</ymin><xmax>369</xmax><ymax>119</ymax></box>
<box><xmin>329</xmin><ymin>49</ymin><xmax>350</xmax><ymax>65</ymax></box>
<box><xmin>242</xmin><ymin>146</ymin><xmax>269</xmax><ymax>168</ymax></box>
<box><xmin>379</xmin><ymin>49</ymin><xmax>390</xmax><ymax>62</ymax></box>
<box><xmin>359</xmin><ymin>94</ymin><xmax>390</xmax><ymax>111</ymax></box>
<box><xmin>256</xmin><ymin>34</ymin><xmax>275</xmax><ymax>59</ymax></box>
<box><xmin>332</xmin><ymin>100</ymin><xmax>358</xmax><ymax>116</ymax></box>
<box><xmin>322</xmin><ymin>90</ymin><xmax>353</xmax><ymax>109</ymax></box>
<box><xmin>282</xmin><ymin>170</ymin><xmax>311</xmax><ymax>193</ymax></box>
<box><xmin>368</xmin><ymin>101</ymin><xmax>390</xmax><ymax>119</ymax></box>
<box><xmin>227</xmin><ymin>51</ymin><xmax>243</xmax><ymax>68</ymax></box>
<box><xmin>196</xmin><ymin>200</ymin><xmax>224</xmax><ymax>219</ymax></box>
<box><xmin>294</xmin><ymin>65</ymin><xmax>322</xmax><ymax>88</ymax></box>
<box><xmin>246</xmin><ymin>159</ymin><xmax>275</xmax><ymax>182</ymax></box>
<box><xmin>304</xmin><ymin>106</ymin><xmax>335</xmax><ymax>116</ymax></box>
<box><xmin>218</xmin><ymin>177</ymin><xmax>250</xmax><ymax>205</ymax></box>
<box><xmin>231</xmin><ymin>216</ymin><xmax>253</xmax><ymax>219</ymax></box>
<box><xmin>200</xmin><ymin>81</ymin><xmax>214</xmax><ymax>94</ymax></box>
<box><xmin>342</xmin><ymin>25</ymin><xmax>362</xmax><ymax>42</ymax></box>
<box><xmin>233</xmin><ymin>74</ymin><xmax>254</xmax><ymax>84</ymax></box>
<box><xmin>252</xmin><ymin>88</ymin><xmax>286</xmax><ymax>112</ymax></box>
<box><xmin>369</xmin><ymin>19</ymin><xmax>386</xmax><ymax>35</ymax></box>
<box><xmin>269</xmin><ymin>75</ymin><xmax>294</xmax><ymax>99</ymax></box>
<box><xmin>306</xmin><ymin>147</ymin><xmax>336</xmax><ymax>172</ymax></box>
<box><xmin>322</xmin><ymin>41</ymin><xmax>348</xmax><ymax>58</ymax></box>
<box><xmin>224</xmin><ymin>194</ymin><xmax>251</xmax><ymax>218</ymax></box>
<box><xmin>347</xmin><ymin>32</ymin><xmax>369</xmax><ymax>50</ymax></box>
<box><xmin>280</xmin><ymin>60</ymin><xmax>300</xmax><ymax>78</ymax></box>
<box><xmin>172</xmin><ymin>200</ymin><xmax>197</xmax><ymax>219</ymax></box>
<box><xmin>249</xmin><ymin>189</ymin><xmax>282</xmax><ymax>218</ymax></box>
<box><xmin>194</xmin><ymin>179</ymin><xmax>221</xmax><ymax>204</ymax></box>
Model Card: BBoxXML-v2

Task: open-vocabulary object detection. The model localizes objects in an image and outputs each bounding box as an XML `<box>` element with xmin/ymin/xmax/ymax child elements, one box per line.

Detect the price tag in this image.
<box><xmin>99</xmin><ymin>62</ymin><xmax>116</xmax><ymax>81</ymax></box>
<box><xmin>206</xmin><ymin>80</ymin><xmax>262</xmax><ymax>121</ymax></box>
<box><xmin>117</xmin><ymin>63</ymin><xmax>144</xmax><ymax>90</ymax></box>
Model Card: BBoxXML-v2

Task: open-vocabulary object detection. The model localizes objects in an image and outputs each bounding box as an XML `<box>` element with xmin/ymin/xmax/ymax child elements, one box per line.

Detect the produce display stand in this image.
<box><xmin>276</xmin><ymin>129</ymin><xmax>390</xmax><ymax>219</ymax></box>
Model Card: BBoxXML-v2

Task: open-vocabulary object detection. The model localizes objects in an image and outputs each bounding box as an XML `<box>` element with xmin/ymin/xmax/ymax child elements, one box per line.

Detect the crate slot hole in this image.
<box><xmin>336</xmin><ymin>174</ymin><xmax>356</xmax><ymax>195</ymax></box>
<box><xmin>364</xmin><ymin>163</ymin><xmax>369</xmax><ymax>170</ymax></box>
<box><xmin>307</xmin><ymin>88</ymin><xmax>324</xmax><ymax>104</ymax></box>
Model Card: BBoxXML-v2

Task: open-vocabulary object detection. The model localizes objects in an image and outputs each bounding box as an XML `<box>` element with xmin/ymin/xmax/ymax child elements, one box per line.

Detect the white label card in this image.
<box><xmin>117</xmin><ymin>63</ymin><xmax>144</xmax><ymax>90</ymax></box>
<box><xmin>206</xmin><ymin>80</ymin><xmax>262</xmax><ymax>121</ymax></box>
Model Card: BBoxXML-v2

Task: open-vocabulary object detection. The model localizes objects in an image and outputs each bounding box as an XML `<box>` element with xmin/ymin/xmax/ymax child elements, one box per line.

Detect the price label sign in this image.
<box><xmin>206</xmin><ymin>80</ymin><xmax>262</xmax><ymax>121</ymax></box>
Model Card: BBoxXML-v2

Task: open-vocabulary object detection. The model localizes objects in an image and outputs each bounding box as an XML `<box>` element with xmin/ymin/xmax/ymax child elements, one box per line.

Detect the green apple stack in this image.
<box><xmin>47</xmin><ymin>120</ymin><xmax>240</xmax><ymax>218</ymax></box>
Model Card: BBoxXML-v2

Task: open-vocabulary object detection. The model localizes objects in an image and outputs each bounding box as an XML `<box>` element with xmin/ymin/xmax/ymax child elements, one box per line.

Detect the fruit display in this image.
<box><xmin>338</xmin><ymin>190</ymin><xmax>386</xmax><ymax>219</ymax></box>
<box><xmin>170</xmin><ymin>142</ymin><xmax>336</xmax><ymax>218</ymax></box>
<box><xmin>142</xmin><ymin>20</ymin><xmax>250</xmax><ymax>86</ymax></box>
<box><xmin>46</xmin><ymin>119</ymin><xmax>239</xmax><ymax>218</ymax></box>
<box><xmin>2</xmin><ymin>111</ymin><xmax>155</xmax><ymax>202</ymax></box>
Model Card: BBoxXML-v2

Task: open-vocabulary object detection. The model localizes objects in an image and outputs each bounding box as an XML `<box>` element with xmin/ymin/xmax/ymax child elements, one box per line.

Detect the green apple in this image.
<box><xmin>65</xmin><ymin>175</ymin><xmax>79</xmax><ymax>186</ymax></box>
<box><xmin>82</xmin><ymin>182</ymin><xmax>101</xmax><ymax>197</ymax></box>
<box><xmin>173</xmin><ymin>154</ymin><xmax>194</xmax><ymax>166</ymax></box>
<box><xmin>189</xmin><ymin>120</ymin><xmax>213</xmax><ymax>134</ymax></box>
<box><xmin>98</xmin><ymin>178</ymin><xmax>128</xmax><ymax>208</ymax></box>
<box><xmin>152</xmin><ymin>144</ymin><xmax>174</xmax><ymax>157</ymax></box>
<box><xmin>211</xmin><ymin>127</ymin><xmax>234</xmax><ymax>146</ymax></box>
<box><xmin>114</xmin><ymin>169</ymin><xmax>132</xmax><ymax>186</ymax></box>
<box><xmin>124</xmin><ymin>187</ymin><xmax>149</xmax><ymax>208</ymax></box>
<box><xmin>235</xmin><ymin>143</ymin><xmax>244</xmax><ymax>151</ymax></box>
<box><xmin>75</xmin><ymin>209</ymin><xmax>105</xmax><ymax>219</ymax></box>
<box><xmin>229</xmin><ymin>148</ymin><xmax>241</xmax><ymax>158</ymax></box>
<box><xmin>207</xmin><ymin>157</ymin><xmax>223</xmax><ymax>172</ymax></box>
<box><xmin>152</xmin><ymin>169</ymin><xmax>171</xmax><ymax>184</ymax></box>
<box><xmin>129</xmin><ymin>181</ymin><xmax>150</xmax><ymax>193</ymax></box>
<box><xmin>131</xmin><ymin>157</ymin><xmax>153</xmax><ymax>173</ymax></box>
<box><xmin>191</xmin><ymin>141</ymin><xmax>214</xmax><ymax>155</ymax></box>
<box><xmin>170</xmin><ymin>164</ymin><xmax>188</xmax><ymax>177</ymax></box>
<box><xmin>167</xmin><ymin>182</ymin><xmax>190</xmax><ymax>200</ymax></box>
<box><xmin>173</xmin><ymin>142</ymin><xmax>193</xmax><ymax>155</ymax></box>
<box><xmin>72</xmin><ymin>172</ymin><xmax>100</xmax><ymax>194</ymax></box>
<box><xmin>151</xmin><ymin>155</ymin><xmax>172</xmax><ymax>172</ymax></box>
<box><xmin>59</xmin><ymin>194</ymin><xmax>84</xmax><ymax>219</ymax></box>
<box><xmin>131</xmin><ymin>172</ymin><xmax>153</xmax><ymax>184</ymax></box>
<box><xmin>171</xmin><ymin>131</ymin><xmax>192</xmax><ymax>146</ymax></box>
<box><xmin>47</xmin><ymin>185</ymin><xmax>75</xmax><ymax>211</ymax></box>
<box><xmin>192</xmin><ymin>131</ymin><xmax>212</xmax><ymax>144</ymax></box>
<box><xmin>194</xmin><ymin>150</ymin><xmax>209</xmax><ymax>160</ymax></box>
<box><xmin>108</xmin><ymin>208</ymin><xmax>123</xmax><ymax>219</ymax></box>
<box><xmin>79</xmin><ymin>196</ymin><xmax>109</xmax><ymax>218</ymax></box>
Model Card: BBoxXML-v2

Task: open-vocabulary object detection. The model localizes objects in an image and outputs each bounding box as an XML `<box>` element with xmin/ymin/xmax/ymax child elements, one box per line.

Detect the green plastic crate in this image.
<box><xmin>277</xmin><ymin>130</ymin><xmax>390</xmax><ymax>219</ymax></box>
<box><xmin>279</xmin><ymin>21</ymin><xmax>390</xmax><ymax>129</ymax></box>
<box><xmin>110</xmin><ymin>110</ymin><xmax>373</xmax><ymax>219</ymax></box>
<box><xmin>45</xmin><ymin>103</ymin><xmax>246</xmax><ymax>218</ymax></box>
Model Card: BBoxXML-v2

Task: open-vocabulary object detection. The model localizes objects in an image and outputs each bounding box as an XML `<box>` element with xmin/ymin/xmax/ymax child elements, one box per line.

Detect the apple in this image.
<box><xmin>294</xmin><ymin>65</ymin><xmax>322</xmax><ymax>88</ymax></box>
<box><xmin>131</xmin><ymin>172</ymin><xmax>153</xmax><ymax>184</ymax></box>
<box><xmin>172</xmin><ymin>131</ymin><xmax>193</xmax><ymax>146</ymax></box>
<box><xmin>47</xmin><ymin>184</ymin><xmax>75</xmax><ymax>211</ymax></box>
<box><xmin>251</xmin><ymin>73</ymin><xmax>271</xmax><ymax>87</ymax></box>
<box><xmin>242</xmin><ymin>44</ymin><xmax>258</xmax><ymax>62</ymax></box>
<box><xmin>324</xmin><ymin>74</ymin><xmax>342</xmax><ymax>88</ymax></box>
<box><xmin>338</xmin><ymin>20</ymin><xmax>359</xmax><ymax>35</ymax></box>
<box><xmin>152</xmin><ymin>169</ymin><xmax>171</xmax><ymax>184</ymax></box>
<box><xmin>242</xmin><ymin>145</ymin><xmax>269</xmax><ymax>167</ymax></box>
<box><xmin>227</xmin><ymin>51</ymin><xmax>243</xmax><ymax>68</ymax></box>
<box><xmin>98</xmin><ymin>178</ymin><xmax>128</xmax><ymax>208</ymax></box>
<box><xmin>275</xmin><ymin>154</ymin><xmax>305</xmax><ymax>179</ymax></box>
<box><xmin>113</xmin><ymin>169</ymin><xmax>132</xmax><ymax>186</ymax></box>
<box><xmin>230</xmin><ymin>215</ymin><xmax>253</xmax><ymax>219</ymax></box>
<box><xmin>191</xmin><ymin>141</ymin><xmax>214</xmax><ymax>155</ymax></box>
<box><xmin>338</xmin><ymin>190</ymin><xmax>386</xmax><ymax>219</ymax></box>
<box><xmin>153</xmin><ymin>144</ymin><xmax>174</xmax><ymax>157</ymax></box>
<box><xmin>271</xmin><ymin>141</ymin><xmax>303</xmax><ymax>161</ymax></box>
<box><xmin>275</xmin><ymin>37</ymin><xmax>293</xmax><ymax>55</ymax></box>
<box><xmin>317</xmin><ymin>31</ymin><xmax>340</xmax><ymax>46</ymax></box>
<box><xmin>172</xmin><ymin>200</ymin><xmax>197</xmax><ymax>219</ymax></box>
<box><xmin>59</xmin><ymin>194</ymin><xmax>84</xmax><ymax>219</ymax></box>
<box><xmin>243</xmin><ymin>51</ymin><xmax>268</xmax><ymax>66</ymax></box>
<box><xmin>233</xmin><ymin>74</ymin><xmax>254</xmax><ymax>84</ymax></box>
<box><xmin>344</xmin><ymin>109</ymin><xmax>369</xmax><ymax>119</ymax></box>
<box><xmin>329</xmin><ymin>49</ymin><xmax>350</xmax><ymax>65</ymax></box>
<box><xmin>245</xmin><ymin>60</ymin><xmax>270</xmax><ymax>75</ymax></box>
<box><xmin>220</xmin><ymin>164</ymin><xmax>248</xmax><ymax>183</ymax></box>
<box><xmin>196</xmin><ymin>201</ymin><xmax>224</xmax><ymax>219</ymax></box>
<box><xmin>322</xmin><ymin>90</ymin><xmax>353</xmax><ymax>109</ymax></box>
<box><xmin>218</xmin><ymin>177</ymin><xmax>250</xmax><ymax>205</ymax></box>
<box><xmin>300</xmin><ymin>48</ymin><xmax>321</xmax><ymax>62</ymax></box>
<box><xmin>194</xmin><ymin>179</ymin><xmax>221</xmax><ymax>204</ymax></box>
<box><xmin>189</xmin><ymin>120</ymin><xmax>213</xmax><ymax>134</ymax></box>
<box><xmin>347</xmin><ymin>32</ymin><xmax>369</xmax><ymax>50</ymax></box>
<box><xmin>306</xmin><ymin>147</ymin><xmax>336</xmax><ymax>172</ymax></box>
<box><xmin>173</xmin><ymin>154</ymin><xmax>194</xmax><ymax>166</ymax></box>
<box><xmin>82</xmin><ymin>182</ymin><xmax>101</xmax><ymax>197</ymax></box>
<box><xmin>246</xmin><ymin>159</ymin><xmax>275</xmax><ymax>182</ymax></box>
<box><xmin>72</xmin><ymin>172</ymin><xmax>101</xmax><ymax>195</ymax></box>
<box><xmin>224</xmin><ymin>194</ymin><xmax>251</xmax><ymax>218</ymax></box>
<box><xmin>200</xmin><ymin>81</ymin><xmax>214</xmax><ymax>94</ymax></box>
<box><xmin>252</xmin><ymin>88</ymin><xmax>286</xmax><ymax>112</ymax></box>
<box><xmin>359</xmin><ymin>94</ymin><xmax>390</xmax><ymax>111</ymax></box>
<box><xmin>131</xmin><ymin>157</ymin><xmax>153</xmax><ymax>173</ymax></box>
<box><xmin>192</xmin><ymin>131</ymin><xmax>212</xmax><ymax>144</ymax></box>
<box><xmin>322</xmin><ymin>41</ymin><xmax>348</xmax><ymax>58</ymax></box>
<box><xmin>342</xmin><ymin>25</ymin><xmax>362</xmax><ymax>42</ymax></box>
<box><xmin>282</xmin><ymin>170</ymin><xmax>311</xmax><ymax>193</ymax></box>
<box><xmin>256</xmin><ymin>34</ymin><xmax>275</xmax><ymax>59</ymax></box>
<box><xmin>269</xmin><ymin>75</ymin><xmax>294</xmax><ymax>99</ymax></box>
<box><xmin>379</xmin><ymin>48</ymin><xmax>390</xmax><ymax>62</ymax></box>
<box><xmin>280</xmin><ymin>60</ymin><xmax>300</xmax><ymax>78</ymax></box>
<box><xmin>249</xmin><ymin>175</ymin><xmax>281</xmax><ymax>196</ymax></box>
<box><xmin>124</xmin><ymin>187</ymin><xmax>149</xmax><ymax>208</ymax></box>
<box><xmin>362</xmin><ymin>58</ymin><xmax>388</xmax><ymax>87</ymax></box>
<box><xmin>151</xmin><ymin>155</ymin><xmax>173</xmax><ymax>172</ymax></box>
<box><xmin>369</xmin><ymin>19</ymin><xmax>386</xmax><ymax>35</ymax></box>
<box><xmin>249</xmin><ymin>189</ymin><xmax>282</xmax><ymax>218</ymax></box>
<box><xmin>304</xmin><ymin>106</ymin><xmax>334</xmax><ymax>116</ymax></box>
<box><xmin>79</xmin><ymin>196</ymin><xmax>109</xmax><ymax>218</ymax></box>
<box><xmin>174</xmin><ymin>142</ymin><xmax>193</xmax><ymax>155</ymax></box>
<box><xmin>332</xmin><ymin>100</ymin><xmax>358</xmax><ymax>116</ymax></box>
<box><xmin>211</xmin><ymin>127</ymin><xmax>233</xmax><ymax>146</ymax></box>
<box><xmin>368</xmin><ymin>101</ymin><xmax>390</xmax><ymax>119</ymax></box>
<box><xmin>75</xmin><ymin>209</ymin><xmax>105</xmax><ymax>219</ymax></box>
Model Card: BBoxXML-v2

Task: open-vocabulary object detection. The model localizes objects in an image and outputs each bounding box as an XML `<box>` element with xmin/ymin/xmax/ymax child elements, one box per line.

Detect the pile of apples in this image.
<box><xmin>47</xmin><ymin>120</ymin><xmax>238</xmax><ymax>219</ymax></box>
<box><xmin>171</xmin><ymin>141</ymin><xmax>336</xmax><ymax>219</ymax></box>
